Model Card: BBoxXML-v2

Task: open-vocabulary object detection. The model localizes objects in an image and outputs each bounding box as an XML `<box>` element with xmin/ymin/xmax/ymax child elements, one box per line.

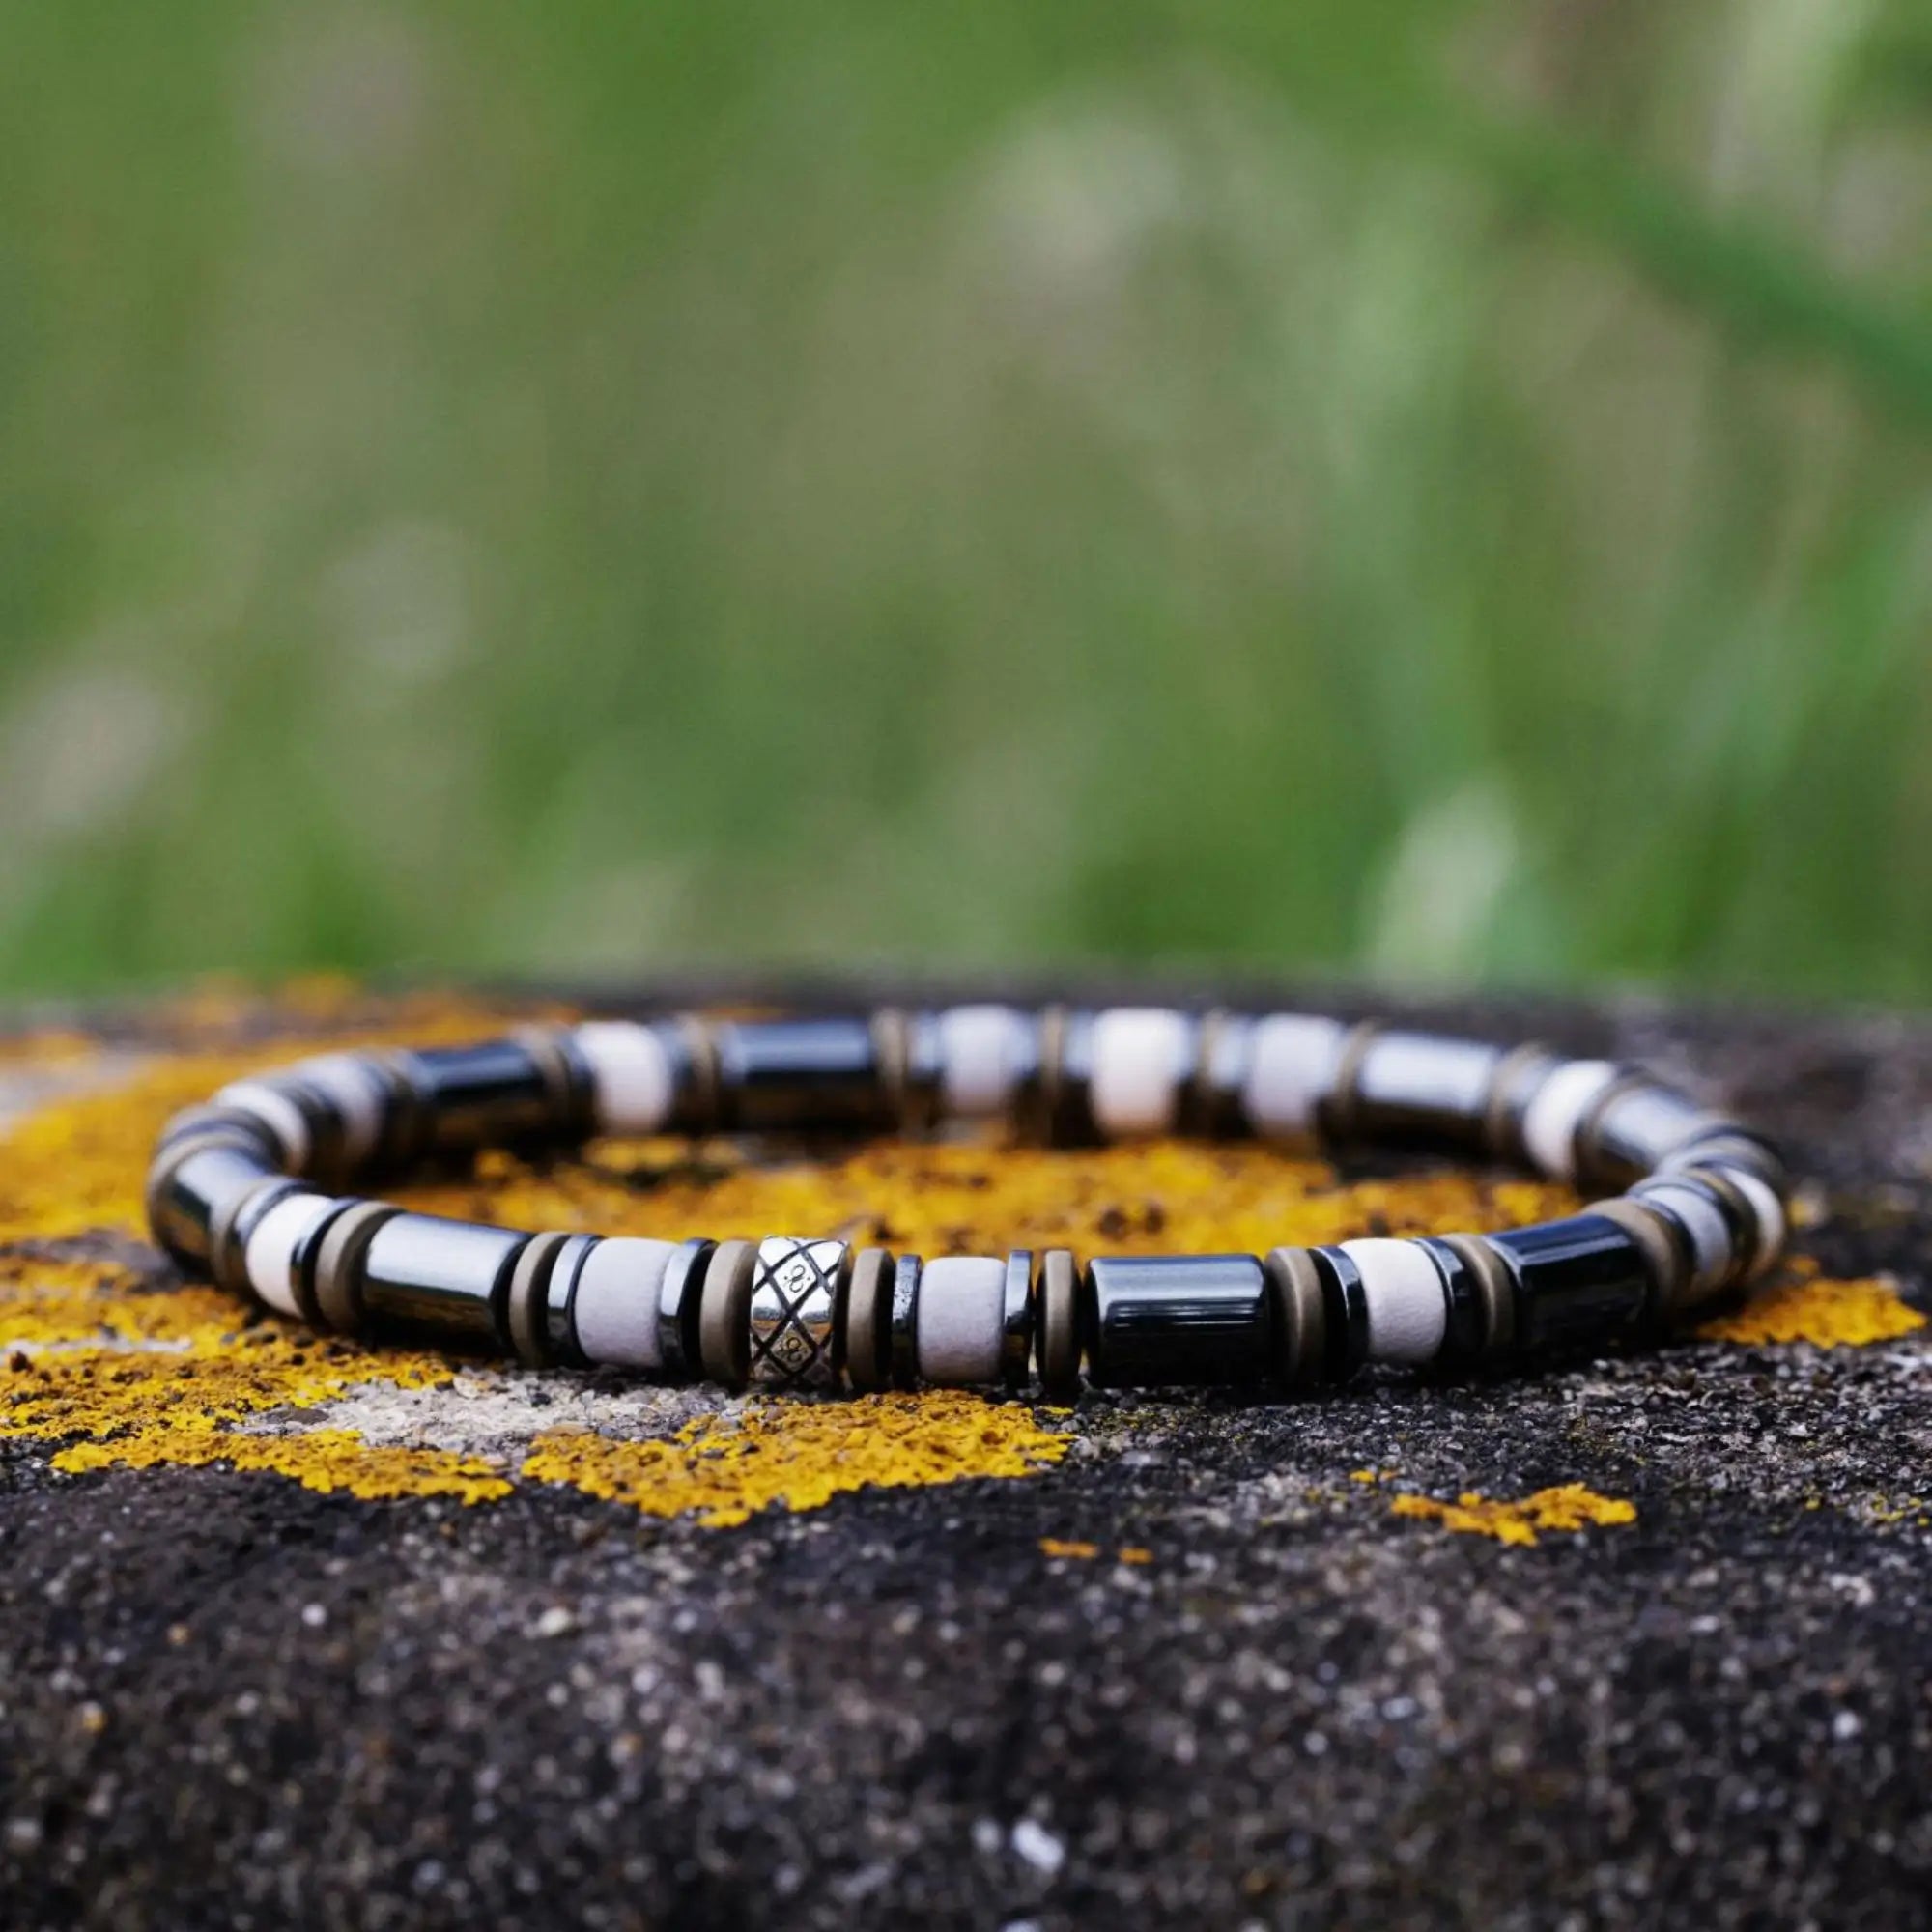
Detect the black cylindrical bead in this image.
<box><xmin>1585</xmin><ymin>1080</ymin><xmax>1715</xmax><ymax>1185</ymax></box>
<box><xmin>358</xmin><ymin>1213</ymin><xmax>530</xmax><ymax>1346</ymax></box>
<box><xmin>1079</xmin><ymin>1253</ymin><xmax>1270</xmax><ymax>1389</ymax></box>
<box><xmin>1486</xmin><ymin>1213</ymin><xmax>1650</xmax><ymax>1353</ymax></box>
<box><xmin>1002</xmin><ymin>1251</ymin><xmax>1037</xmax><ymax>1389</ymax></box>
<box><xmin>148</xmin><ymin>1140</ymin><xmax>281</xmax><ymax>1268</ymax></box>
<box><xmin>1350</xmin><ymin>1032</ymin><xmax>1503</xmax><ymax>1149</ymax></box>
<box><xmin>1310</xmin><ymin>1245</ymin><xmax>1370</xmax><ymax>1381</ymax></box>
<box><xmin>401</xmin><ymin>1040</ymin><xmax>556</xmax><ymax>1151</ymax></box>
<box><xmin>714</xmin><ymin>1017</ymin><xmax>889</xmax><ymax>1133</ymax></box>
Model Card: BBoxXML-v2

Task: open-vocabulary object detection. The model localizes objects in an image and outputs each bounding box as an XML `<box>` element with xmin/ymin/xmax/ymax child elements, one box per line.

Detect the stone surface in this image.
<box><xmin>2</xmin><ymin>981</ymin><xmax>1931</xmax><ymax>1930</ymax></box>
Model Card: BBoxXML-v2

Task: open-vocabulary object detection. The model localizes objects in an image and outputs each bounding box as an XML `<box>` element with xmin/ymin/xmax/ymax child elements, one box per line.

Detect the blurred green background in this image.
<box><xmin>3</xmin><ymin>1</ymin><xmax>1931</xmax><ymax>1003</ymax></box>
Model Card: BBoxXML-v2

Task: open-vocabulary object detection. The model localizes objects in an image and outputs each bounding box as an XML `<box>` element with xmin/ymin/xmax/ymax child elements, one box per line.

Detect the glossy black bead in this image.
<box><xmin>211</xmin><ymin>1177</ymin><xmax>309</xmax><ymax>1296</ymax></box>
<box><xmin>402</xmin><ymin>1040</ymin><xmax>556</xmax><ymax>1151</ymax></box>
<box><xmin>1487</xmin><ymin>1213</ymin><xmax>1649</xmax><ymax>1353</ymax></box>
<box><xmin>1585</xmin><ymin>1081</ymin><xmax>1711</xmax><ymax>1186</ymax></box>
<box><xmin>543</xmin><ymin>1234</ymin><xmax>601</xmax><ymax>1366</ymax></box>
<box><xmin>1310</xmin><ymin>1246</ymin><xmax>1370</xmax><ymax>1381</ymax></box>
<box><xmin>154</xmin><ymin>1105</ymin><xmax>283</xmax><ymax>1165</ymax></box>
<box><xmin>1079</xmin><ymin>1253</ymin><xmax>1269</xmax><ymax>1389</ymax></box>
<box><xmin>359</xmin><ymin>1213</ymin><xmax>529</xmax><ymax>1346</ymax></box>
<box><xmin>890</xmin><ymin>1254</ymin><xmax>923</xmax><ymax>1390</ymax></box>
<box><xmin>1002</xmin><ymin>1251</ymin><xmax>1037</xmax><ymax>1389</ymax></box>
<box><xmin>713</xmin><ymin>1017</ymin><xmax>888</xmax><ymax>1133</ymax></box>
<box><xmin>1350</xmin><ymin>1032</ymin><xmax>1503</xmax><ymax>1149</ymax></box>
<box><xmin>1415</xmin><ymin>1236</ymin><xmax>1486</xmax><ymax>1364</ymax></box>
<box><xmin>148</xmin><ymin>1140</ymin><xmax>280</xmax><ymax>1268</ymax></box>
<box><xmin>656</xmin><ymin>1237</ymin><xmax>715</xmax><ymax>1378</ymax></box>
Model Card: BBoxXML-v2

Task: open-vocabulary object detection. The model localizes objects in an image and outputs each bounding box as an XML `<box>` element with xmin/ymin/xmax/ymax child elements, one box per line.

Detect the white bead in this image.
<box><xmin>572</xmin><ymin>1237</ymin><xmax>679</xmax><ymax>1369</ymax></box>
<box><xmin>214</xmin><ymin>1081</ymin><xmax>313</xmax><ymax>1172</ymax></box>
<box><xmin>1341</xmin><ymin>1238</ymin><xmax>1446</xmax><ymax>1365</ymax></box>
<box><xmin>1242</xmin><ymin>1015</ymin><xmax>1346</xmax><ymax>1138</ymax></box>
<box><xmin>1089</xmin><ymin>1008</ymin><xmax>1192</xmax><ymax>1138</ymax></box>
<box><xmin>290</xmin><ymin>1054</ymin><xmax>388</xmax><ymax>1165</ymax></box>
<box><xmin>574</xmin><ymin>1023</ymin><xmax>674</xmax><ymax>1135</ymax></box>
<box><xmin>244</xmin><ymin>1190</ymin><xmax>336</xmax><ymax>1319</ymax></box>
<box><xmin>1521</xmin><ymin>1060</ymin><xmax>1620</xmax><ymax>1179</ymax></box>
<box><xmin>1716</xmin><ymin>1167</ymin><xmax>1786</xmax><ymax>1280</ymax></box>
<box><xmin>916</xmin><ymin>1255</ymin><xmax>1008</xmax><ymax>1385</ymax></box>
<box><xmin>938</xmin><ymin>1007</ymin><xmax>1033</xmax><ymax>1119</ymax></box>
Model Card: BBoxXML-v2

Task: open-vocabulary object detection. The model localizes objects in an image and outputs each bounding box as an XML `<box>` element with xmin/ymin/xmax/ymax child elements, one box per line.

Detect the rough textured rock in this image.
<box><xmin>3</xmin><ymin>981</ymin><xmax>1931</xmax><ymax>1931</ymax></box>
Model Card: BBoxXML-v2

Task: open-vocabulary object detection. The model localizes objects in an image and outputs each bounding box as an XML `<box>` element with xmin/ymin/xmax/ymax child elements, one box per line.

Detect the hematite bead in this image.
<box><xmin>1437</xmin><ymin>1234</ymin><xmax>1516</xmax><ymax>1355</ymax></box>
<box><xmin>1080</xmin><ymin>1254</ymin><xmax>1270</xmax><ymax>1389</ymax></box>
<box><xmin>1585</xmin><ymin>1194</ymin><xmax>1691</xmax><ymax>1321</ymax></box>
<box><xmin>147</xmin><ymin>1137</ymin><xmax>280</xmax><ymax>1269</ymax></box>
<box><xmin>712</xmin><ymin>1018</ymin><xmax>887</xmax><ymax>1134</ymax></box>
<box><xmin>1350</xmin><ymin>1032</ymin><xmax>1503</xmax><ymax>1149</ymax></box>
<box><xmin>401</xmin><ymin>1040</ymin><xmax>556</xmax><ymax>1151</ymax></box>
<box><xmin>1415</xmin><ymin>1237</ymin><xmax>1485</xmax><ymax>1364</ymax></box>
<box><xmin>1487</xmin><ymin>1213</ymin><xmax>1649</xmax><ymax>1352</ymax></box>
<box><xmin>1310</xmin><ymin>1245</ymin><xmax>1370</xmax><ymax>1381</ymax></box>
<box><xmin>509</xmin><ymin>1024</ymin><xmax>597</xmax><ymax>1140</ymax></box>
<box><xmin>359</xmin><ymin>1213</ymin><xmax>529</xmax><ymax>1346</ymax></box>
<box><xmin>1584</xmin><ymin>1080</ymin><xmax>1718</xmax><ymax>1186</ymax></box>
<box><xmin>211</xmin><ymin>1177</ymin><xmax>307</xmax><ymax>1297</ymax></box>
<box><xmin>543</xmin><ymin>1234</ymin><xmax>602</xmax><ymax>1366</ymax></box>
<box><xmin>656</xmin><ymin>1237</ymin><xmax>714</xmax><ymax>1378</ymax></box>
<box><xmin>890</xmin><ymin>1255</ymin><xmax>923</xmax><ymax>1390</ymax></box>
<box><xmin>1002</xmin><ymin>1252</ymin><xmax>1037</xmax><ymax>1389</ymax></box>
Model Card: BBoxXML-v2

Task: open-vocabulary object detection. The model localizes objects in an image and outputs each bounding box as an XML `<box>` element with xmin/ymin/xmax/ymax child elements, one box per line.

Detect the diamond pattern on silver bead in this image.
<box><xmin>748</xmin><ymin>1236</ymin><xmax>846</xmax><ymax>1389</ymax></box>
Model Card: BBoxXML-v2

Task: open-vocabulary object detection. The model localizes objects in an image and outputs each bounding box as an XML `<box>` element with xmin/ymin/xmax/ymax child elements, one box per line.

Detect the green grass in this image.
<box><xmin>2</xmin><ymin>1</ymin><xmax>1930</xmax><ymax>1002</ymax></box>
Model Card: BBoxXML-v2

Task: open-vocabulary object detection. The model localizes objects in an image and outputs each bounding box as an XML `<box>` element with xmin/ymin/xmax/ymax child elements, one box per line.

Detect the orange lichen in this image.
<box><xmin>1390</xmin><ymin>1483</ymin><xmax>1637</xmax><ymax>1547</ymax></box>
<box><xmin>1039</xmin><ymin>1538</ymin><xmax>1103</xmax><ymax>1560</ymax></box>
<box><xmin>1697</xmin><ymin>1263</ymin><xmax>1924</xmax><ymax>1349</ymax></box>
<box><xmin>523</xmin><ymin>1394</ymin><xmax>1069</xmax><ymax>1528</ymax></box>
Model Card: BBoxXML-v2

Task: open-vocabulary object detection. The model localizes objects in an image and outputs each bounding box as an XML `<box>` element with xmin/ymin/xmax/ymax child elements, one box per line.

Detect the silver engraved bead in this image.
<box><xmin>748</xmin><ymin>1236</ymin><xmax>847</xmax><ymax>1389</ymax></box>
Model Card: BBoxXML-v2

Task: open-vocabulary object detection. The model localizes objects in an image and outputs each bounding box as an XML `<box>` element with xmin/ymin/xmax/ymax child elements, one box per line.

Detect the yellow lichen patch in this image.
<box><xmin>57</xmin><ymin>1427</ymin><xmax>512</xmax><ymax>1505</ymax></box>
<box><xmin>1390</xmin><ymin>1483</ymin><xmax>1637</xmax><ymax>1548</ymax></box>
<box><xmin>1698</xmin><ymin>1264</ymin><xmax>1925</xmax><ymax>1349</ymax></box>
<box><xmin>1040</xmin><ymin>1537</ymin><xmax>1102</xmax><ymax>1559</ymax></box>
<box><xmin>524</xmin><ymin>1393</ymin><xmax>1069</xmax><ymax>1528</ymax></box>
<box><xmin>0</xmin><ymin>997</ymin><xmax>553</xmax><ymax>1246</ymax></box>
<box><xmin>395</xmin><ymin>1133</ymin><xmax>1582</xmax><ymax>1265</ymax></box>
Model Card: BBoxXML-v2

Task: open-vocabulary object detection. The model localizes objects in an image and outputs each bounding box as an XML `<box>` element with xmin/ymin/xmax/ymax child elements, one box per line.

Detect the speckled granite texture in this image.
<box><xmin>3</xmin><ymin>983</ymin><xmax>1932</xmax><ymax>1931</ymax></box>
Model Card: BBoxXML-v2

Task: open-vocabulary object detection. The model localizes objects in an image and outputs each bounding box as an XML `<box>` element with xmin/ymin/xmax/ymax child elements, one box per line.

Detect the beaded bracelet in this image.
<box><xmin>144</xmin><ymin>1007</ymin><xmax>1791</xmax><ymax>1396</ymax></box>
